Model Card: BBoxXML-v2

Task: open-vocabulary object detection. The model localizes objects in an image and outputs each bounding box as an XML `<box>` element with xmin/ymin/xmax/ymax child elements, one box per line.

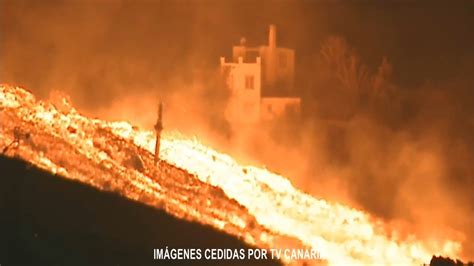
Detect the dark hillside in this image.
<box><xmin>0</xmin><ymin>155</ymin><xmax>280</xmax><ymax>266</ymax></box>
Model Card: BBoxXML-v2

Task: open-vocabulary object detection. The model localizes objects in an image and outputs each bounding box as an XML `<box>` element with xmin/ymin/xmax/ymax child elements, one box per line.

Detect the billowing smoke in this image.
<box><xmin>1</xmin><ymin>0</ymin><xmax>473</xmax><ymax>261</ymax></box>
<box><xmin>234</xmin><ymin>39</ymin><xmax>474</xmax><ymax>260</ymax></box>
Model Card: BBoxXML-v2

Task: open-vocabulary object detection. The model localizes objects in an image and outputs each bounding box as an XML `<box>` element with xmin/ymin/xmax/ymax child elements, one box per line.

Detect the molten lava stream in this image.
<box><xmin>110</xmin><ymin>125</ymin><xmax>461</xmax><ymax>265</ymax></box>
<box><xmin>0</xmin><ymin>84</ymin><xmax>463</xmax><ymax>266</ymax></box>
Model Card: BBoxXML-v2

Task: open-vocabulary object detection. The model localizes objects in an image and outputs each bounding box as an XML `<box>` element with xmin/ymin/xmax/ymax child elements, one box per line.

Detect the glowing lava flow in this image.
<box><xmin>111</xmin><ymin>125</ymin><xmax>462</xmax><ymax>266</ymax></box>
<box><xmin>0</xmin><ymin>85</ymin><xmax>462</xmax><ymax>265</ymax></box>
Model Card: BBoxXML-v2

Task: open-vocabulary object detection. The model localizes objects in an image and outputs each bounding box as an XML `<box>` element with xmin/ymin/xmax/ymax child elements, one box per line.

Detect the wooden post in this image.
<box><xmin>154</xmin><ymin>102</ymin><xmax>163</xmax><ymax>164</ymax></box>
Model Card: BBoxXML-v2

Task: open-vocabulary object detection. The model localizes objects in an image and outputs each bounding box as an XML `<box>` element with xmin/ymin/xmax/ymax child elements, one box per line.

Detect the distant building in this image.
<box><xmin>220</xmin><ymin>25</ymin><xmax>301</xmax><ymax>125</ymax></box>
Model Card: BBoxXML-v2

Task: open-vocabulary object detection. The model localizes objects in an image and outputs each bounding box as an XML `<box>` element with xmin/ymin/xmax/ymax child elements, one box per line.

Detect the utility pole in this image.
<box><xmin>154</xmin><ymin>102</ymin><xmax>163</xmax><ymax>165</ymax></box>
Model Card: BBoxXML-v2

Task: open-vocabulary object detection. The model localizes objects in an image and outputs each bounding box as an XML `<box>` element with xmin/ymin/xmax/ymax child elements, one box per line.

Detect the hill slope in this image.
<box><xmin>0</xmin><ymin>156</ymin><xmax>280</xmax><ymax>266</ymax></box>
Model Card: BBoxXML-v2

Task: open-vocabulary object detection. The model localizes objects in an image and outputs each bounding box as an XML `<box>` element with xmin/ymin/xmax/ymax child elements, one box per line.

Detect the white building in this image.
<box><xmin>220</xmin><ymin>25</ymin><xmax>301</xmax><ymax>125</ymax></box>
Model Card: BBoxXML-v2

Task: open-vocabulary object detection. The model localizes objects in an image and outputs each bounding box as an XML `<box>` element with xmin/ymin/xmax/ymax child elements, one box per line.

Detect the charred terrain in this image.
<box><xmin>0</xmin><ymin>155</ymin><xmax>280</xmax><ymax>266</ymax></box>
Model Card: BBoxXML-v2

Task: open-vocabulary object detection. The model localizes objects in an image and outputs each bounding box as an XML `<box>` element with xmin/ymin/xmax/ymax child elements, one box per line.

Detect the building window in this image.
<box><xmin>245</xmin><ymin>75</ymin><xmax>254</xmax><ymax>90</ymax></box>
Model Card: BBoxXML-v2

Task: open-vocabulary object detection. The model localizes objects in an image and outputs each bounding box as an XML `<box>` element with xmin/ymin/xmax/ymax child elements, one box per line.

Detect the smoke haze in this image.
<box><xmin>1</xmin><ymin>0</ymin><xmax>473</xmax><ymax>261</ymax></box>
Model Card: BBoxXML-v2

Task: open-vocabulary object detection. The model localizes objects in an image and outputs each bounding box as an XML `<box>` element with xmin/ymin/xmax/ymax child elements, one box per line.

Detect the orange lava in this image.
<box><xmin>0</xmin><ymin>84</ymin><xmax>462</xmax><ymax>265</ymax></box>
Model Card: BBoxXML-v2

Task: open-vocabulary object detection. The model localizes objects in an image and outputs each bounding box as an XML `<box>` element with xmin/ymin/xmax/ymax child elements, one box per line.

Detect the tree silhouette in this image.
<box><xmin>320</xmin><ymin>36</ymin><xmax>370</xmax><ymax>97</ymax></box>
